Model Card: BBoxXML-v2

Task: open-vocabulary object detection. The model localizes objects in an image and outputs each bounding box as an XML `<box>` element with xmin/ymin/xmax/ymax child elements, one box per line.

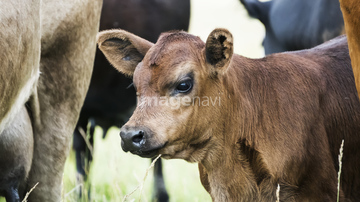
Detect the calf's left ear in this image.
<box><xmin>205</xmin><ymin>28</ymin><xmax>233</xmax><ymax>74</ymax></box>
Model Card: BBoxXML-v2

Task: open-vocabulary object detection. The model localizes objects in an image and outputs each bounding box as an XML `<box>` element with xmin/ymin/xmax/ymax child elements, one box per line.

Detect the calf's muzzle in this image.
<box><xmin>120</xmin><ymin>126</ymin><xmax>161</xmax><ymax>158</ymax></box>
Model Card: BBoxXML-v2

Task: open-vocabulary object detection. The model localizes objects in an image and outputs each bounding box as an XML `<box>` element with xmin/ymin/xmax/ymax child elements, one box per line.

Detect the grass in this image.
<box><xmin>62</xmin><ymin>127</ymin><xmax>212</xmax><ymax>202</ymax></box>
<box><xmin>337</xmin><ymin>140</ymin><xmax>344</xmax><ymax>202</ymax></box>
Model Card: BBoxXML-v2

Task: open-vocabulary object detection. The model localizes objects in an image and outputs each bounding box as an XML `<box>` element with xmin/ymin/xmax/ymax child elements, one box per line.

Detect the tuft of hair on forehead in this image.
<box><xmin>148</xmin><ymin>30</ymin><xmax>204</xmax><ymax>66</ymax></box>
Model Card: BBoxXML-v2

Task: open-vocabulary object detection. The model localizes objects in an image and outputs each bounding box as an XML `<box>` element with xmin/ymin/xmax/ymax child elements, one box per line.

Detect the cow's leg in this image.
<box><xmin>86</xmin><ymin>118</ymin><xmax>96</xmax><ymax>171</ymax></box>
<box><xmin>73</xmin><ymin>116</ymin><xmax>94</xmax><ymax>197</ymax></box>
<box><xmin>73</xmin><ymin>117</ymin><xmax>96</xmax><ymax>199</ymax></box>
<box><xmin>82</xmin><ymin>118</ymin><xmax>96</xmax><ymax>199</ymax></box>
<box><xmin>25</xmin><ymin>1</ymin><xmax>102</xmax><ymax>201</ymax></box>
<box><xmin>85</xmin><ymin>119</ymin><xmax>95</xmax><ymax>200</ymax></box>
<box><xmin>152</xmin><ymin>159</ymin><xmax>169</xmax><ymax>202</ymax></box>
<box><xmin>74</xmin><ymin>128</ymin><xmax>87</xmax><ymax>177</ymax></box>
<box><xmin>73</xmin><ymin>116</ymin><xmax>91</xmax><ymax>178</ymax></box>
<box><xmin>73</xmin><ymin>127</ymin><xmax>86</xmax><ymax>197</ymax></box>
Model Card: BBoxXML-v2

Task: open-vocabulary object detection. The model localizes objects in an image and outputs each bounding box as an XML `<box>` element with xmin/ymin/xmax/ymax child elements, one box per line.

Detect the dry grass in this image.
<box><xmin>122</xmin><ymin>155</ymin><xmax>161</xmax><ymax>202</ymax></box>
<box><xmin>21</xmin><ymin>182</ymin><xmax>38</xmax><ymax>202</ymax></box>
<box><xmin>337</xmin><ymin>140</ymin><xmax>344</xmax><ymax>202</ymax></box>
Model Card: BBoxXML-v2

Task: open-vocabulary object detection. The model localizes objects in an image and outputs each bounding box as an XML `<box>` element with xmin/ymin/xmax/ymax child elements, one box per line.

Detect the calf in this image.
<box><xmin>97</xmin><ymin>29</ymin><xmax>360</xmax><ymax>201</ymax></box>
<box><xmin>240</xmin><ymin>0</ymin><xmax>344</xmax><ymax>54</ymax></box>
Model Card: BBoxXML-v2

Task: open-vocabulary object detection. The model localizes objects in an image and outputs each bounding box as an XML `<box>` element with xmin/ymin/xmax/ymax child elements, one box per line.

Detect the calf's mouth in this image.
<box><xmin>120</xmin><ymin>126</ymin><xmax>168</xmax><ymax>158</ymax></box>
<box><xmin>125</xmin><ymin>142</ymin><xmax>167</xmax><ymax>158</ymax></box>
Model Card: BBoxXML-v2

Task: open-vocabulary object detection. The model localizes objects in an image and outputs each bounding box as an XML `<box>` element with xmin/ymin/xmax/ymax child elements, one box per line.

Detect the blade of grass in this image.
<box><xmin>22</xmin><ymin>182</ymin><xmax>39</xmax><ymax>202</ymax></box>
<box><xmin>64</xmin><ymin>184</ymin><xmax>83</xmax><ymax>199</ymax></box>
<box><xmin>337</xmin><ymin>139</ymin><xmax>344</xmax><ymax>202</ymax></box>
<box><xmin>276</xmin><ymin>184</ymin><xmax>280</xmax><ymax>202</ymax></box>
<box><xmin>78</xmin><ymin>126</ymin><xmax>93</xmax><ymax>156</ymax></box>
<box><xmin>122</xmin><ymin>154</ymin><xmax>162</xmax><ymax>202</ymax></box>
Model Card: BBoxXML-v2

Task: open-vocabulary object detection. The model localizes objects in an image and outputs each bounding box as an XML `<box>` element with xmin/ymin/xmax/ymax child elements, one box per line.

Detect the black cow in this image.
<box><xmin>73</xmin><ymin>0</ymin><xmax>191</xmax><ymax>201</ymax></box>
<box><xmin>240</xmin><ymin>0</ymin><xmax>344</xmax><ymax>54</ymax></box>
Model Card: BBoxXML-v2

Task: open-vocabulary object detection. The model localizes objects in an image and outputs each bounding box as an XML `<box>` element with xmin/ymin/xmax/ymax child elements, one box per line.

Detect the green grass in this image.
<box><xmin>62</xmin><ymin>127</ymin><xmax>212</xmax><ymax>202</ymax></box>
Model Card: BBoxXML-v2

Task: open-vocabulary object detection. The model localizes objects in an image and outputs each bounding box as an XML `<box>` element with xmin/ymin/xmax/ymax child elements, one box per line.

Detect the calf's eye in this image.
<box><xmin>176</xmin><ymin>79</ymin><xmax>193</xmax><ymax>93</ymax></box>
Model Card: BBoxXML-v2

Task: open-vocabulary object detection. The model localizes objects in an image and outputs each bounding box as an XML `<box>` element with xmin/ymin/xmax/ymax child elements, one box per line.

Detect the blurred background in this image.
<box><xmin>189</xmin><ymin>0</ymin><xmax>264</xmax><ymax>58</ymax></box>
<box><xmin>61</xmin><ymin>0</ymin><xmax>265</xmax><ymax>202</ymax></box>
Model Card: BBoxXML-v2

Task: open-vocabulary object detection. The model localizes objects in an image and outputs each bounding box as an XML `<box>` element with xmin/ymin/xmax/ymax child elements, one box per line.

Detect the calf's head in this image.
<box><xmin>97</xmin><ymin>29</ymin><xmax>233</xmax><ymax>162</ymax></box>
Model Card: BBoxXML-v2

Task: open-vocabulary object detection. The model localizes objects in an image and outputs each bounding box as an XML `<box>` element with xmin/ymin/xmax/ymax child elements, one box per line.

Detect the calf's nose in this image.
<box><xmin>120</xmin><ymin>128</ymin><xmax>146</xmax><ymax>152</ymax></box>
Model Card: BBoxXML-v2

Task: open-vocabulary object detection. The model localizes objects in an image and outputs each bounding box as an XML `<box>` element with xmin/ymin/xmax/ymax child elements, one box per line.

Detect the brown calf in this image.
<box><xmin>97</xmin><ymin>29</ymin><xmax>360</xmax><ymax>201</ymax></box>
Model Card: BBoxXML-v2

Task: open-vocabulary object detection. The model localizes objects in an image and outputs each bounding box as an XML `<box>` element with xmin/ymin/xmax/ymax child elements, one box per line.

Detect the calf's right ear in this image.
<box><xmin>97</xmin><ymin>29</ymin><xmax>153</xmax><ymax>76</ymax></box>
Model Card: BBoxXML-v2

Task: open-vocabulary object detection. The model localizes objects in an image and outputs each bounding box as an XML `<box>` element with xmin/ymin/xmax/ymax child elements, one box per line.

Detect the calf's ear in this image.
<box><xmin>205</xmin><ymin>28</ymin><xmax>233</xmax><ymax>74</ymax></box>
<box><xmin>97</xmin><ymin>29</ymin><xmax>153</xmax><ymax>76</ymax></box>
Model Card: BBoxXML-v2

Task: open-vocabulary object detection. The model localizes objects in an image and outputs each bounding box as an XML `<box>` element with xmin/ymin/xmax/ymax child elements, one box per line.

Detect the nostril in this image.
<box><xmin>132</xmin><ymin>130</ymin><xmax>144</xmax><ymax>143</ymax></box>
<box><xmin>120</xmin><ymin>131</ymin><xmax>125</xmax><ymax>138</ymax></box>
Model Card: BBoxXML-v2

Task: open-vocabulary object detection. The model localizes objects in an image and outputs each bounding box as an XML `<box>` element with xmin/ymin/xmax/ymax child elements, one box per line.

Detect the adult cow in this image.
<box><xmin>240</xmin><ymin>0</ymin><xmax>344</xmax><ymax>54</ymax></box>
<box><xmin>72</xmin><ymin>0</ymin><xmax>190</xmax><ymax>200</ymax></box>
<box><xmin>97</xmin><ymin>29</ymin><xmax>360</xmax><ymax>201</ymax></box>
<box><xmin>0</xmin><ymin>0</ymin><xmax>102</xmax><ymax>201</ymax></box>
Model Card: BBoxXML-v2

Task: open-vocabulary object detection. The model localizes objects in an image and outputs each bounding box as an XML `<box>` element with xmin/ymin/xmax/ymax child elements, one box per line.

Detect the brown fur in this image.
<box><xmin>97</xmin><ymin>29</ymin><xmax>360</xmax><ymax>201</ymax></box>
<box><xmin>0</xmin><ymin>0</ymin><xmax>102</xmax><ymax>201</ymax></box>
<box><xmin>339</xmin><ymin>0</ymin><xmax>360</xmax><ymax>98</ymax></box>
